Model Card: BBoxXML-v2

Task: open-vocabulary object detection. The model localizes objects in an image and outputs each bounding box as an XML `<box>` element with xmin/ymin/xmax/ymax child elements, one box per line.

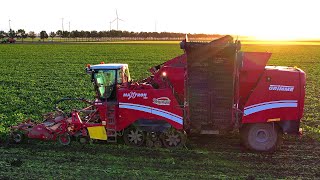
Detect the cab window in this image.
<box><xmin>94</xmin><ymin>70</ymin><xmax>116</xmax><ymax>99</ymax></box>
<box><xmin>125</xmin><ymin>67</ymin><xmax>131</xmax><ymax>82</ymax></box>
<box><xmin>118</xmin><ymin>67</ymin><xmax>131</xmax><ymax>84</ymax></box>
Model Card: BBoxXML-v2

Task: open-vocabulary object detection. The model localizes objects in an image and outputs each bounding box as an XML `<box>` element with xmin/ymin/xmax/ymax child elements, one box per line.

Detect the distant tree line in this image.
<box><xmin>0</xmin><ymin>29</ymin><xmax>222</xmax><ymax>42</ymax></box>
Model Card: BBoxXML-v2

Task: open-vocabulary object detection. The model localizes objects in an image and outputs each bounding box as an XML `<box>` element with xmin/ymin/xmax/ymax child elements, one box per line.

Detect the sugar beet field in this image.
<box><xmin>0</xmin><ymin>42</ymin><xmax>319</xmax><ymax>179</ymax></box>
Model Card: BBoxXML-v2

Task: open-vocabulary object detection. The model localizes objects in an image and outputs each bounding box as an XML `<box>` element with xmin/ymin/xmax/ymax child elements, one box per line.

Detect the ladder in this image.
<box><xmin>106</xmin><ymin>103</ymin><xmax>117</xmax><ymax>142</ymax></box>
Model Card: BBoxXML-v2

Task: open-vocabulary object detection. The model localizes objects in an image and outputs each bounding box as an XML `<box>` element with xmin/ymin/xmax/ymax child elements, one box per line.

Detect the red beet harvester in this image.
<box><xmin>10</xmin><ymin>36</ymin><xmax>306</xmax><ymax>152</ymax></box>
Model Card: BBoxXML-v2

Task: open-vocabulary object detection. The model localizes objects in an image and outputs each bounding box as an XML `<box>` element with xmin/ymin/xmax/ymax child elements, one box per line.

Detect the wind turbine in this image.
<box><xmin>8</xmin><ymin>19</ymin><xmax>11</xmax><ymax>30</ymax></box>
<box><xmin>109</xmin><ymin>19</ymin><xmax>116</xmax><ymax>31</ymax></box>
<box><xmin>113</xmin><ymin>9</ymin><xmax>124</xmax><ymax>30</ymax></box>
<box><xmin>61</xmin><ymin>18</ymin><xmax>64</xmax><ymax>31</ymax></box>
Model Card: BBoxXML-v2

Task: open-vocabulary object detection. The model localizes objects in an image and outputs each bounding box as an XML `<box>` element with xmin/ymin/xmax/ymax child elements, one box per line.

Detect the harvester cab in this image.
<box><xmin>85</xmin><ymin>63</ymin><xmax>132</xmax><ymax>143</ymax></box>
<box><xmin>86</xmin><ymin>63</ymin><xmax>131</xmax><ymax>101</ymax></box>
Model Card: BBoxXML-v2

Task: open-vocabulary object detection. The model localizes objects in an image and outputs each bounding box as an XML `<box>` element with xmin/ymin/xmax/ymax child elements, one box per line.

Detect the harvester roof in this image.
<box><xmin>89</xmin><ymin>63</ymin><xmax>128</xmax><ymax>70</ymax></box>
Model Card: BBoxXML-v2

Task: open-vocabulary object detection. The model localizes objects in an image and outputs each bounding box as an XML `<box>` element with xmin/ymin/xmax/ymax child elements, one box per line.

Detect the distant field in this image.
<box><xmin>9</xmin><ymin>37</ymin><xmax>320</xmax><ymax>45</ymax></box>
<box><xmin>0</xmin><ymin>42</ymin><xmax>319</xmax><ymax>179</ymax></box>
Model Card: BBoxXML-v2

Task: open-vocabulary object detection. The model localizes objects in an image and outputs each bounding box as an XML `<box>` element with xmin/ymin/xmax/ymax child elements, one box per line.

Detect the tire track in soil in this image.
<box><xmin>186</xmin><ymin>134</ymin><xmax>320</xmax><ymax>178</ymax></box>
<box><xmin>0</xmin><ymin>134</ymin><xmax>319</xmax><ymax>179</ymax></box>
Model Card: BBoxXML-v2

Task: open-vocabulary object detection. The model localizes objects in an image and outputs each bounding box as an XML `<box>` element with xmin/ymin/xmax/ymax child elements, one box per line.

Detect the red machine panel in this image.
<box><xmin>242</xmin><ymin>66</ymin><xmax>304</xmax><ymax>124</ymax></box>
<box><xmin>239</xmin><ymin>52</ymin><xmax>272</xmax><ymax>109</ymax></box>
<box><xmin>150</xmin><ymin>54</ymin><xmax>186</xmax><ymax>100</ymax></box>
<box><xmin>117</xmin><ymin>88</ymin><xmax>184</xmax><ymax>130</ymax></box>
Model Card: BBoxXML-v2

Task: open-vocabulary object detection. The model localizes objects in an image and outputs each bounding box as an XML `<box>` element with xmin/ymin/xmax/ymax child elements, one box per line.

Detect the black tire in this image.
<box><xmin>11</xmin><ymin>132</ymin><xmax>24</xmax><ymax>144</ymax></box>
<box><xmin>123</xmin><ymin>127</ymin><xmax>145</xmax><ymax>147</ymax></box>
<box><xmin>241</xmin><ymin>123</ymin><xmax>281</xmax><ymax>152</ymax></box>
<box><xmin>58</xmin><ymin>133</ymin><xmax>71</xmax><ymax>146</ymax></box>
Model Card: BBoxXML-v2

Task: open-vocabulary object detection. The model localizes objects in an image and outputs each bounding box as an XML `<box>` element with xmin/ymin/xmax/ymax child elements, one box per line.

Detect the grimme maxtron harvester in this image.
<box><xmin>10</xmin><ymin>35</ymin><xmax>306</xmax><ymax>152</ymax></box>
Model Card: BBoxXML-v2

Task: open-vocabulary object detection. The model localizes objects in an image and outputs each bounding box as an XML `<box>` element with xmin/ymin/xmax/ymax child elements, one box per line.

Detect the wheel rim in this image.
<box><xmin>256</xmin><ymin>129</ymin><xmax>269</xmax><ymax>143</ymax></box>
<box><xmin>247</xmin><ymin>123</ymin><xmax>279</xmax><ymax>151</ymax></box>
<box><xmin>128</xmin><ymin>130</ymin><xmax>143</xmax><ymax>144</ymax></box>
<box><xmin>166</xmin><ymin>134</ymin><xmax>181</xmax><ymax>146</ymax></box>
<box><xmin>124</xmin><ymin>128</ymin><xmax>145</xmax><ymax>146</ymax></box>
<box><xmin>162</xmin><ymin>129</ymin><xmax>185</xmax><ymax>148</ymax></box>
<box><xmin>59</xmin><ymin>134</ymin><xmax>71</xmax><ymax>145</ymax></box>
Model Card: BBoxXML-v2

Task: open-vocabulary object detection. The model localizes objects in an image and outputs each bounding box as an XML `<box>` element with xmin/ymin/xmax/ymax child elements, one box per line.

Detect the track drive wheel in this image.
<box><xmin>154</xmin><ymin>140</ymin><xmax>162</xmax><ymax>148</ymax></box>
<box><xmin>161</xmin><ymin>129</ymin><xmax>186</xmax><ymax>148</ymax></box>
<box><xmin>58</xmin><ymin>133</ymin><xmax>71</xmax><ymax>146</ymax></box>
<box><xmin>123</xmin><ymin>127</ymin><xmax>145</xmax><ymax>147</ymax></box>
<box><xmin>241</xmin><ymin>123</ymin><xmax>282</xmax><ymax>152</ymax></box>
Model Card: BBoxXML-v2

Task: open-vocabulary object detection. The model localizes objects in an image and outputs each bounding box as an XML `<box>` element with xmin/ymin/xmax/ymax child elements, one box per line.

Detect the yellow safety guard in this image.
<box><xmin>87</xmin><ymin>126</ymin><xmax>107</xmax><ymax>140</ymax></box>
